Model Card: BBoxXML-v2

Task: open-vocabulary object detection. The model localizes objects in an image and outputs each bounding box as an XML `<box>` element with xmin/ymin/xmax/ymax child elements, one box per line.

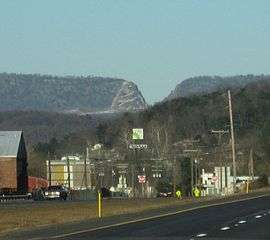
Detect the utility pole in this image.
<box><xmin>131</xmin><ymin>164</ymin><xmax>135</xmax><ymax>197</ymax></box>
<box><xmin>183</xmin><ymin>149</ymin><xmax>199</xmax><ymax>196</ymax></box>
<box><xmin>48</xmin><ymin>152</ymin><xmax>52</xmax><ymax>187</ymax></box>
<box><xmin>133</xmin><ymin>148</ymin><xmax>138</xmax><ymax>198</ymax></box>
<box><xmin>190</xmin><ymin>157</ymin><xmax>194</xmax><ymax>195</ymax></box>
<box><xmin>84</xmin><ymin>149</ymin><xmax>88</xmax><ymax>189</ymax></box>
<box><xmin>111</xmin><ymin>167</ymin><xmax>115</xmax><ymax>189</ymax></box>
<box><xmin>87</xmin><ymin>147</ymin><xmax>91</xmax><ymax>188</ymax></box>
<box><xmin>228</xmin><ymin>90</ymin><xmax>236</xmax><ymax>192</ymax></box>
<box><xmin>173</xmin><ymin>157</ymin><xmax>176</xmax><ymax>197</ymax></box>
<box><xmin>249</xmin><ymin>148</ymin><xmax>254</xmax><ymax>181</ymax></box>
<box><xmin>194</xmin><ymin>159</ymin><xmax>198</xmax><ymax>187</ymax></box>
<box><xmin>177</xmin><ymin>139</ymin><xmax>200</xmax><ymax>196</ymax></box>
<box><xmin>211</xmin><ymin>129</ymin><xmax>229</xmax><ymax>156</ymax></box>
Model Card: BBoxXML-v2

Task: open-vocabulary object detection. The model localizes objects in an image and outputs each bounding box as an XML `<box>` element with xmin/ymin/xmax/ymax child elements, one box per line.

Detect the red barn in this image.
<box><xmin>0</xmin><ymin>131</ymin><xmax>28</xmax><ymax>194</ymax></box>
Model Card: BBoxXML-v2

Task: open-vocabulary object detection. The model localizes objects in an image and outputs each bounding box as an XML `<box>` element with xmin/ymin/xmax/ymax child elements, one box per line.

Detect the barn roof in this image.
<box><xmin>0</xmin><ymin>131</ymin><xmax>22</xmax><ymax>157</ymax></box>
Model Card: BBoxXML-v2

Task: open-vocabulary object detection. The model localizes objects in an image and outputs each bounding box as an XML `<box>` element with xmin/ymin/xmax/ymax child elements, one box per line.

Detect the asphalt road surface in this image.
<box><xmin>48</xmin><ymin>195</ymin><xmax>270</xmax><ymax>240</ymax></box>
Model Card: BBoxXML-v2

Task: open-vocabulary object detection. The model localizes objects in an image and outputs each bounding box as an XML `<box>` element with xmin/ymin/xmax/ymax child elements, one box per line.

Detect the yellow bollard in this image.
<box><xmin>98</xmin><ymin>190</ymin><xmax>102</xmax><ymax>218</ymax></box>
<box><xmin>246</xmin><ymin>180</ymin><xmax>249</xmax><ymax>194</ymax></box>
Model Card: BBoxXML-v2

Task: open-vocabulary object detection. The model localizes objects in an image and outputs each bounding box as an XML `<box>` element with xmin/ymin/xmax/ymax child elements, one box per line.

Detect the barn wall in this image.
<box><xmin>0</xmin><ymin>157</ymin><xmax>17</xmax><ymax>191</ymax></box>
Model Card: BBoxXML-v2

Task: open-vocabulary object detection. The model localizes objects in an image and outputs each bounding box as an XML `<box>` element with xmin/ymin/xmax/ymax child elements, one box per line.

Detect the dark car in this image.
<box><xmin>44</xmin><ymin>185</ymin><xmax>69</xmax><ymax>200</ymax></box>
<box><xmin>101</xmin><ymin>187</ymin><xmax>112</xmax><ymax>198</ymax></box>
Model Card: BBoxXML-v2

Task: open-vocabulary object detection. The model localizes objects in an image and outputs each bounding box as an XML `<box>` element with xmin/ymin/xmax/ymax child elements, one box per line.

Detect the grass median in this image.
<box><xmin>0</xmin><ymin>188</ymin><xmax>269</xmax><ymax>234</ymax></box>
<box><xmin>0</xmin><ymin>197</ymin><xmax>207</xmax><ymax>234</ymax></box>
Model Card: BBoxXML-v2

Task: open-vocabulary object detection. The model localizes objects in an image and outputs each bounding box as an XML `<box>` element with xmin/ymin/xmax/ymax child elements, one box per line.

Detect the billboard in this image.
<box><xmin>132</xmin><ymin>128</ymin><xmax>144</xmax><ymax>140</ymax></box>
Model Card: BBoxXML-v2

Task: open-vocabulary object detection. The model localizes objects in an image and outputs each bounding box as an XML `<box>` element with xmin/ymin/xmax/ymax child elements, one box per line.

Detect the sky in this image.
<box><xmin>0</xmin><ymin>1</ymin><xmax>270</xmax><ymax>104</ymax></box>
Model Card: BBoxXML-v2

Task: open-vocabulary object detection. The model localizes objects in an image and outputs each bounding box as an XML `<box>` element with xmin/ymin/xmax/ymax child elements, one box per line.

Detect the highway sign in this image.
<box><xmin>132</xmin><ymin>128</ymin><xmax>144</xmax><ymax>140</ymax></box>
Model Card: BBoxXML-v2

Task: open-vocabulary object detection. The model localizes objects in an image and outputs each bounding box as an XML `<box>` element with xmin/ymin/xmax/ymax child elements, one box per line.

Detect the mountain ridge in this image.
<box><xmin>0</xmin><ymin>73</ymin><xmax>147</xmax><ymax>113</ymax></box>
<box><xmin>165</xmin><ymin>74</ymin><xmax>270</xmax><ymax>101</ymax></box>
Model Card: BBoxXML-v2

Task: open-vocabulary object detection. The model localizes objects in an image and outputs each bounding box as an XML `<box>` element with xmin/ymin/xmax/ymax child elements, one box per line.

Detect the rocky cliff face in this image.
<box><xmin>111</xmin><ymin>81</ymin><xmax>147</xmax><ymax>111</ymax></box>
<box><xmin>0</xmin><ymin>73</ymin><xmax>147</xmax><ymax>113</ymax></box>
<box><xmin>166</xmin><ymin>75</ymin><xmax>270</xmax><ymax>101</ymax></box>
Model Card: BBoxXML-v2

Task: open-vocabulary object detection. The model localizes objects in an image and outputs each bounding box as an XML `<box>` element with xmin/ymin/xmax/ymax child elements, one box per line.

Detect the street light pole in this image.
<box><xmin>48</xmin><ymin>152</ymin><xmax>52</xmax><ymax>187</ymax></box>
<box><xmin>173</xmin><ymin>157</ymin><xmax>176</xmax><ymax>197</ymax></box>
<box><xmin>183</xmin><ymin>148</ymin><xmax>200</xmax><ymax>197</ymax></box>
<box><xmin>67</xmin><ymin>156</ymin><xmax>71</xmax><ymax>190</ymax></box>
<box><xmin>194</xmin><ymin>159</ymin><xmax>198</xmax><ymax>187</ymax></box>
<box><xmin>190</xmin><ymin>158</ymin><xmax>194</xmax><ymax>196</ymax></box>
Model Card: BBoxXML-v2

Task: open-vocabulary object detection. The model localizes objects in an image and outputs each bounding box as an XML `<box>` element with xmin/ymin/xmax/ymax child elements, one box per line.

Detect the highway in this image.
<box><xmin>46</xmin><ymin>195</ymin><xmax>270</xmax><ymax>240</ymax></box>
<box><xmin>2</xmin><ymin>194</ymin><xmax>270</xmax><ymax>240</ymax></box>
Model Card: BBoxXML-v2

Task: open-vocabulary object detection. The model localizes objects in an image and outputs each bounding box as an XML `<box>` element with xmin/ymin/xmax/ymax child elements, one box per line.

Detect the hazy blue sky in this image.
<box><xmin>0</xmin><ymin>1</ymin><xmax>269</xmax><ymax>103</ymax></box>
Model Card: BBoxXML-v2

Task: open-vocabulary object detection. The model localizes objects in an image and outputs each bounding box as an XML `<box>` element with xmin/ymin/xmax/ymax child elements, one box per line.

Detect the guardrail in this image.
<box><xmin>0</xmin><ymin>194</ymin><xmax>32</xmax><ymax>202</ymax></box>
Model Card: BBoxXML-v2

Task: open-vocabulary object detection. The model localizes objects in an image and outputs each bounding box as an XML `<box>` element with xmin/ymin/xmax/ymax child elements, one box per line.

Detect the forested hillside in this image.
<box><xmin>30</xmin><ymin>80</ymin><xmax>270</xmax><ymax>178</ymax></box>
<box><xmin>0</xmin><ymin>111</ymin><xmax>118</xmax><ymax>145</ymax></box>
<box><xmin>0</xmin><ymin>73</ymin><xmax>147</xmax><ymax>113</ymax></box>
<box><xmin>166</xmin><ymin>74</ymin><xmax>270</xmax><ymax>100</ymax></box>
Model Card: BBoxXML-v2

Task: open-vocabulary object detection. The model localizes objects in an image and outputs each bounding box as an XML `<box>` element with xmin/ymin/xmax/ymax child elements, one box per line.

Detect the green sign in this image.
<box><xmin>132</xmin><ymin>128</ymin><xmax>144</xmax><ymax>140</ymax></box>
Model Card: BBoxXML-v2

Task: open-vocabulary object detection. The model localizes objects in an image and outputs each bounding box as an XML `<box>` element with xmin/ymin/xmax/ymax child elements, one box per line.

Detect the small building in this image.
<box><xmin>46</xmin><ymin>156</ymin><xmax>92</xmax><ymax>189</ymax></box>
<box><xmin>201</xmin><ymin>169</ymin><xmax>217</xmax><ymax>196</ymax></box>
<box><xmin>201</xmin><ymin>166</ymin><xmax>234</xmax><ymax>196</ymax></box>
<box><xmin>214</xmin><ymin>166</ymin><xmax>234</xmax><ymax>195</ymax></box>
<box><xmin>46</xmin><ymin>146</ymin><xmax>119</xmax><ymax>190</ymax></box>
<box><xmin>0</xmin><ymin>131</ymin><xmax>28</xmax><ymax>194</ymax></box>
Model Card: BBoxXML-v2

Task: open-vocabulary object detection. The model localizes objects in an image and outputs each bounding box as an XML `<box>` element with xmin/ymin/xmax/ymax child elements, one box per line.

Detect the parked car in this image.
<box><xmin>101</xmin><ymin>187</ymin><xmax>112</xmax><ymax>198</ymax></box>
<box><xmin>44</xmin><ymin>185</ymin><xmax>69</xmax><ymax>200</ymax></box>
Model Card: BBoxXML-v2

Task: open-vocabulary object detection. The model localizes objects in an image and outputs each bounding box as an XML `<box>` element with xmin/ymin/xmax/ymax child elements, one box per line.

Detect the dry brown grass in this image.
<box><xmin>1</xmin><ymin>188</ymin><xmax>268</xmax><ymax>235</ymax></box>
<box><xmin>0</xmin><ymin>198</ymin><xmax>198</xmax><ymax>234</ymax></box>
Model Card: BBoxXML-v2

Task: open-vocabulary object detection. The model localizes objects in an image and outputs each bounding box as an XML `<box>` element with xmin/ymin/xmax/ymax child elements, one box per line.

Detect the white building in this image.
<box><xmin>214</xmin><ymin>166</ymin><xmax>234</xmax><ymax>195</ymax></box>
<box><xmin>201</xmin><ymin>166</ymin><xmax>234</xmax><ymax>196</ymax></box>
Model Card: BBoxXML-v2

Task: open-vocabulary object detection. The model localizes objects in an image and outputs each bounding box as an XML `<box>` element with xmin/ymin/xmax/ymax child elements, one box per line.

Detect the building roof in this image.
<box><xmin>0</xmin><ymin>131</ymin><xmax>22</xmax><ymax>157</ymax></box>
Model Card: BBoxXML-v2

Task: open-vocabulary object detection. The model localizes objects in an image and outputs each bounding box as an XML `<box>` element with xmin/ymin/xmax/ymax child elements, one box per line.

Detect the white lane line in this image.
<box><xmin>234</xmin><ymin>224</ymin><xmax>239</xmax><ymax>226</ymax></box>
<box><xmin>238</xmin><ymin>220</ymin><xmax>246</xmax><ymax>224</ymax></box>
<box><xmin>255</xmin><ymin>215</ymin><xmax>262</xmax><ymax>219</ymax></box>
<box><xmin>221</xmin><ymin>227</ymin><xmax>230</xmax><ymax>231</ymax></box>
<box><xmin>196</xmin><ymin>233</ymin><xmax>207</xmax><ymax>237</ymax></box>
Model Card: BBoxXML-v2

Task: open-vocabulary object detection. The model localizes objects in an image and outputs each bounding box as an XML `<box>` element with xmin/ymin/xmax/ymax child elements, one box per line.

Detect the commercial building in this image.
<box><xmin>201</xmin><ymin>166</ymin><xmax>234</xmax><ymax>196</ymax></box>
<box><xmin>46</xmin><ymin>156</ymin><xmax>91</xmax><ymax>189</ymax></box>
